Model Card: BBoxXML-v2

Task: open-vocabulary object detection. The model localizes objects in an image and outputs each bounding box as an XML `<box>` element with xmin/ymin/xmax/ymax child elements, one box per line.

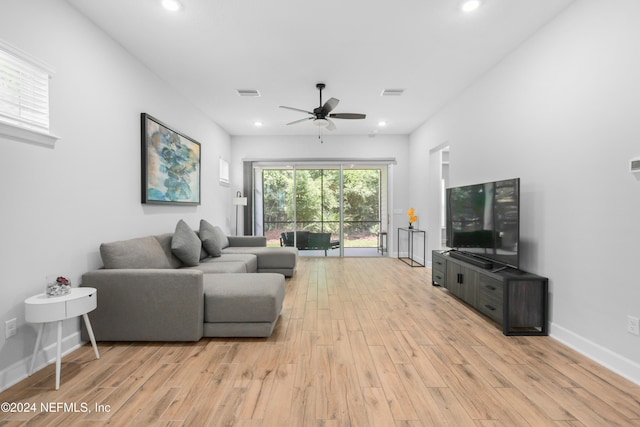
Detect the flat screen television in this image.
<box><xmin>446</xmin><ymin>178</ymin><xmax>520</xmax><ymax>269</ymax></box>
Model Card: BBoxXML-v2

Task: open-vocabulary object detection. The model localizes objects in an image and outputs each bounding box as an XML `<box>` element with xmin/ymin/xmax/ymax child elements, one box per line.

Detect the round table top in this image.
<box><xmin>25</xmin><ymin>287</ymin><xmax>97</xmax><ymax>305</ymax></box>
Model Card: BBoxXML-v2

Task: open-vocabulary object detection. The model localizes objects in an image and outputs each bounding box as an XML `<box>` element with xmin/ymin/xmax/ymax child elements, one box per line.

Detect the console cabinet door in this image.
<box><xmin>445</xmin><ymin>262</ymin><xmax>477</xmax><ymax>306</ymax></box>
<box><xmin>445</xmin><ymin>261</ymin><xmax>461</xmax><ymax>295</ymax></box>
<box><xmin>458</xmin><ymin>266</ymin><xmax>477</xmax><ymax>306</ymax></box>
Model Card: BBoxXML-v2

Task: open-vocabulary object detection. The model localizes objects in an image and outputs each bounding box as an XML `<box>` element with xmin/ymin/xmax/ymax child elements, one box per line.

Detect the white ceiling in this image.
<box><xmin>65</xmin><ymin>0</ymin><xmax>574</xmax><ymax>136</ymax></box>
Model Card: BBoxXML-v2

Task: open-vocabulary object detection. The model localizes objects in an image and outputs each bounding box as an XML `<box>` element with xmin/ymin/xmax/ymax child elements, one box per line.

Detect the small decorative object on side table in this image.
<box><xmin>25</xmin><ymin>287</ymin><xmax>100</xmax><ymax>390</ymax></box>
<box><xmin>46</xmin><ymin>275</ymin><xmax>71</xmax><ymax>297</ymax></box>
<box><xmin>407</xmin><ymin>207</ymin><xmax>419</xmax><ymax>229</ymax></box>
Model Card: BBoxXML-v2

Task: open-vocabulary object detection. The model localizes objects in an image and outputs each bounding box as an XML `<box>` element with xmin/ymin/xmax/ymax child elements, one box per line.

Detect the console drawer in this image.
<box><xmin>432</xmin><ymin>269</ymin><xmax>446</xmax><ymax>285</ymax></box>
<box><xmin>478</xmin><ymin>293</ymin><xmax>502</xmax><ymax>323</ymax></box>
<box><xmin>478</xmin><ymin>275</ymin><xmax>503</xmax><ymax>323</ymax></box>
<box><xmin>479</xmin><ymin>275</ymin><xmax>503</xmax><ymax>296</ymax></box>
<box><xmin>431</xmin><ymin>251</ymin><xmax>447</xmax><ymax>286</ymax></box>
<box><xmin>432</xmin><ymin>252</ymin><xmax>446</xmax><ymax>271</ymax></box>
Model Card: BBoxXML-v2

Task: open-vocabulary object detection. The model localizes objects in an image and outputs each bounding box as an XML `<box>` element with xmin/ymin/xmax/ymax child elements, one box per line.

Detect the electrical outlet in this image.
<box><xmin>627</xmin><ymin>315</ymin><xmax>640</xmax><ymax>336</ymax></box>
<box><xmin>5</xmin><ymin>318</ymin><xmax>16</xmax><ymax>339</ymax></box>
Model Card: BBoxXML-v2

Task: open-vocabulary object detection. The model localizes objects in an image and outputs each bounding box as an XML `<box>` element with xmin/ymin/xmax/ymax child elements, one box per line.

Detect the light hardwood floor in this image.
<box><xmin>1</xmin><ymin>257</ymin><xmax>639</xmax><ymax>426</ymax></box>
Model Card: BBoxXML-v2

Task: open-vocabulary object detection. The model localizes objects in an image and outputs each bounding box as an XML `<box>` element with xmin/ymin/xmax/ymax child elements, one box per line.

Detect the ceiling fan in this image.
<box><xmin>280</xmin><ymin>83</ymin><xmax>366</xmax><ymax>131</ymax></box>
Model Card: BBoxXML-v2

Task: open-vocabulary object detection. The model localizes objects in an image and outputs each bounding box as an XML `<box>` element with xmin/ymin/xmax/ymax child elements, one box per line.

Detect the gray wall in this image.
<box><xmin>410</xmin><ymin>0</ymin><xmax>640</xmax><ymax>383</ymax></box>
<box><xmin>0</xmin><ymin>0</ymin><xmax>232</xmax><ymax>390</ymax></box>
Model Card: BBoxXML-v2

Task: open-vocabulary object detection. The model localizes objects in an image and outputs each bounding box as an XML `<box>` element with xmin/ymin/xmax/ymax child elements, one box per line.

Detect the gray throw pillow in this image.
<box><xmin>213</xmin><ymin>225</ymin><xmax>230</xmax><ymax>249</ymax></box>
<box><xmin>199</xmin><ymin>219</ymin><xmax>222</xmax><ymax>257</ymax></box>
<box><xmin>100</xmin><ymin>236</ymin><xmax>172</xmax><ymax>269</ymax></box>
<box><xmin>171</xmin><ymin>219</ymin><xmax>201</xmax><ymax>267</ymax></box>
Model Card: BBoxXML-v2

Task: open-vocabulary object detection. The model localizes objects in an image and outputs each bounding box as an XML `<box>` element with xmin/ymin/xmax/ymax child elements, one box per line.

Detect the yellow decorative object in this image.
<box><xmin>408</xmin><ymin>208</ymin><xmax>418</xmax><ymax>229</ymax></box>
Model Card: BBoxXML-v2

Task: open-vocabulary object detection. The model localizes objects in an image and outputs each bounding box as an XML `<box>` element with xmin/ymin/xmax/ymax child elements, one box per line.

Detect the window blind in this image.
<box><xmin>0</xmin><ymin>43</ymin><xmax>51</xmax><ymax>132</ymax></box>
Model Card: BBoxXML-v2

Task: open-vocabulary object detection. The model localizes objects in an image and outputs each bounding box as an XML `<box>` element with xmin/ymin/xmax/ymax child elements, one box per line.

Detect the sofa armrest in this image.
<box><xmin>227</xmin><ymin>236</ymin><xmax>267</xmax><ymax>247</ymax></box>
<box><xmin>81</xmin><ymin>269</ymin><xmax>204</xmax><ymax>341</ymax></box>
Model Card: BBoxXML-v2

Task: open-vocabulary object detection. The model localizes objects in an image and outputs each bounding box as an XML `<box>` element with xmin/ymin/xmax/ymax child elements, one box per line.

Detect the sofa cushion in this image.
<box><xmin>171</xmin><ymin>220</ymin><xmax>201</xmax><ymax>267</ymax></box>
<box><xmin>203</xmin><ymin>273</ymin><xmax>285</xmax><ymax>323</ymax></box>
<box><xmin>181</xmin><ymin>261</ymin><xmax>247</xmax><ymax>274</ymax></box>
<box><xmin>222</xmin><ymin>246</ymin><xmax>297</xmax><ymax>270</ymax></box>
<box><xmin>100</xmin><ymin>236</ymin><xmax>172</xmax><ymax>269</ymax></box>
<box><xmin>203</xmin><ymin>253</ymin><xmax>258</xmax><ymax>273</ymax></box>
<box><xmin>154</xmin><ymin>233</ymin><xmax>187</xmax><ymax>269</ymax></box>
<box><xmin>199</xmin><ymin>219</ymin><xmax>223</xmax><ymax>257</ymax></box>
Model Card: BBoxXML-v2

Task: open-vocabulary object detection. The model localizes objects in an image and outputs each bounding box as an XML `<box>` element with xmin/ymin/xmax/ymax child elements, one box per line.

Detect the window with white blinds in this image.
<box><xmin>0</xmin><ymin>40</ymin><xmax>58</xmax><ymax>145</ymax></box>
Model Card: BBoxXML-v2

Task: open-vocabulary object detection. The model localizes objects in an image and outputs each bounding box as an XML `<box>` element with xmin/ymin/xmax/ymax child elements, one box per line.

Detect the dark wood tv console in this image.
<box><xmin>432</xmin><ymin>250</ymin><xmax>548</xmax><ymax>336</ymax></box>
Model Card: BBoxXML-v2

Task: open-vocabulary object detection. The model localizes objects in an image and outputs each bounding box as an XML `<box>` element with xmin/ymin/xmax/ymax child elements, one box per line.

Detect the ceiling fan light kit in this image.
<box><xmin>313</xmin><ymin>118</ymin><xmax>329</xmax><ymax>128</ymax></box>
<box><xmin>280</xmin><ymin>83</ymin><xmax>366</xmax><ymax>132</ymax></box>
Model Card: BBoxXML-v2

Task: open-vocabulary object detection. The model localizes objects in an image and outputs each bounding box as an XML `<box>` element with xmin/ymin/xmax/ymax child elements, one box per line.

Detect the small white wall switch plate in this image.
<box><xmin>5</xmin><ymin>318</ymin><xmax>16</xmax><ymax>339</ymax></box>
<box><xmin>627</xmin><ymin>315</ymin><xmax>640</xmax><ymax>336</ymax></box>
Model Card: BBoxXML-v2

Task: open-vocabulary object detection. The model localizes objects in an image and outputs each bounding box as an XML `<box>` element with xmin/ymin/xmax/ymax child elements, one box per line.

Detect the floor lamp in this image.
<box><xmin>233</xmin><ymin>191</ymin><xmax>248</xmax><ymax>236</ymax></box>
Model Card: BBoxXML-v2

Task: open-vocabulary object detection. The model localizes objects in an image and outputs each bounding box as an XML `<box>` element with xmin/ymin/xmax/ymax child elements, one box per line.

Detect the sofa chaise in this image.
<box><xmin>81</xmin><ymin>219</ymin><xmax>297</xmax><ymax>341</ymax></box>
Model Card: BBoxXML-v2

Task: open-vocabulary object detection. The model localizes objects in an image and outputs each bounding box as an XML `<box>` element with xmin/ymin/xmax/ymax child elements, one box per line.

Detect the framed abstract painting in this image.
<box><xmin>141</xmin><ymin>113</ymin><xmax>201</xmax><ymax>205</ymax></box>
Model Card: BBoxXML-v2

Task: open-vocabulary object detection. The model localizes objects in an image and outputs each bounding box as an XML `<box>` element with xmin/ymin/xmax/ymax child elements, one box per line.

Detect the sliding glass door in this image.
<box><xmin>261</xmin><ymin>168</ymin><xmax>295</xmax><ymax>245</ymax></box>
<box><xmin>342</xmin><ymin>168</ymin><xmax>383</xmax><ymax>255</ymax></box>
<box><xmin>256</xmin><ymin>163</ymin><xmax>387</xmax><ymax>257</ymax></box>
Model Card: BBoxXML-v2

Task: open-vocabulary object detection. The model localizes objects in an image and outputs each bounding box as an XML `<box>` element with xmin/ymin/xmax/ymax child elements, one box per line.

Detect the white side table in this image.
<box><xmin>25</xmin><ymin>287</ymin><xmax>100</xmax><ymax>390</ymax></box>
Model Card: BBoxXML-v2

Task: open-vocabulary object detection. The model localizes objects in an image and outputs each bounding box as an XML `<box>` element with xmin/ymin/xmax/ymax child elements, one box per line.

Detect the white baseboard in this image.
<box><xmin>549</xmin><ymin>322</ymin><xmax>640</xmax><ymax>386</ymax></box>
<box><xmin>0</xmin><ymin>331</ymin><xmax>85</xmax><ymax>392</ymax></box>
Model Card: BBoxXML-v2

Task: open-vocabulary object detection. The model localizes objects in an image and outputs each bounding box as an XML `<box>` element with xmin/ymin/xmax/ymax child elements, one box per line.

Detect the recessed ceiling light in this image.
<box><xmin>378</xmin><ymin>121</ymin><xmax>387</xmax><ymax>127</ymax></box>
<box><xmin>161</xmin><ymin>0</ymin><xmax>183</xmax><ymax>12</ymax></box>
<box><xmin>461</xmin><ymin>0</ymin><xmax>481</xmax><ymax>13</ymax></box>
<box><xmin>254</xmin><ymin>121</ymin><xmax>263</xmax><ymax>127</ymax></box>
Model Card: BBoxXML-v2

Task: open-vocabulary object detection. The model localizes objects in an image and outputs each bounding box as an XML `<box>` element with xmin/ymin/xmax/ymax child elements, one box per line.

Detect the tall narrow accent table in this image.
<box><xmin>25</xmin><ymin>287</ymin><xmax>100</xmax><ymax>390</ymax></box>
<box><xmin>397</xmin><ymin>227</ymin><xmax>426</xmax><ymax>267</ymax></box>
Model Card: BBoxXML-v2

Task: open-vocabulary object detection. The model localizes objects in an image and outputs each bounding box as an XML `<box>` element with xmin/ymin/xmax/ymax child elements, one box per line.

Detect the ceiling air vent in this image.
<box><xmin>236</xmin><ymin>89</ymin><xmax>261</xmax><ymax>97</ymax></box>
<box><xmin>381</xmin><ymin>89</ymin><xmax>404</xmax><ymax>96</ymax></box>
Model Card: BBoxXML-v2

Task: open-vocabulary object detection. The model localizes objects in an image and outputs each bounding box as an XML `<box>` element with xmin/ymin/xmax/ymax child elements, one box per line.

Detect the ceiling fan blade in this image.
<box><xmin>286</xmin><ymin>117</ymin><xmax>313</xmax><ymax>125</ymax></box>
<box><xmin>280</xmin><ymin>105</ymin><xmax>314</xmax><ymax>115</ymax></box>
<box><xmin>326</xmin><ymin>118</ymin><xmax>336</xmax><ymax>131</ymax></box>
<box><xmin>329</xmin><ymin>113</ymin><xmax>366</xmax><ymax>120</ymax></box>
<box><xmin>321</xmin><ymin>97</ymin><xmax>339</xmax><ymax>115</ymax></box>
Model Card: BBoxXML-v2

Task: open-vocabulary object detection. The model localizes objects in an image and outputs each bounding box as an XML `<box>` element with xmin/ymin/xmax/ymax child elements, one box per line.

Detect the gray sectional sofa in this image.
<box><xmin>81</xmin><ymin>219</ymin><xmax>297</xmax><ymax>341</ymax></box>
